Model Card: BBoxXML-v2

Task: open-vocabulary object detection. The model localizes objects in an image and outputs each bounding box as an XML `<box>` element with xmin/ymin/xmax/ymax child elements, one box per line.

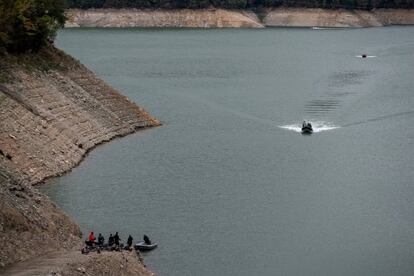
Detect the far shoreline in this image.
<box><xmin>65</xmin><ymin>8</ymin><xmax>414</xmax><ymax>28</ymax></box>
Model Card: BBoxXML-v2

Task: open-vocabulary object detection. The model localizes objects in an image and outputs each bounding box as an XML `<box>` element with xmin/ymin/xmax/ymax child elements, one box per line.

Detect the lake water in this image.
<box><xmin>41</xmin><ymin>27</ymin><xmax>414</xmax><ymax>276</ymax></box>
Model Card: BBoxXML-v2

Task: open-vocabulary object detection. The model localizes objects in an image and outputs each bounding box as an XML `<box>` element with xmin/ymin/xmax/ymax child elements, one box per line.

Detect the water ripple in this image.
<box><xmin>305</xmin><ymin>99</ymin><xmax>341</xmax><ymax>114</ymax></box>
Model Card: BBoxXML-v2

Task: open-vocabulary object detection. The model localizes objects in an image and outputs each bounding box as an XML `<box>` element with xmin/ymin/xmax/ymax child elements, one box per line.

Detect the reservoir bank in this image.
<box><xmin>0</xmin><ymin>47</ymin><xmax>159</xmax><ymax>275</ymax></box>
<box><xmin>66</xmin><ymin>8</ymin><xmax>414</xmax><ymax>28</ymax></box>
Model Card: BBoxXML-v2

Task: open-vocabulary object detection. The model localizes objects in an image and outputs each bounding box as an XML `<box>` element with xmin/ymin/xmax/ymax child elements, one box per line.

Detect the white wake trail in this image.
<box><xmin>279</xmin><ymin>121</ymin><xmax>340</xmax><ymax>133</ymax></box>
<box><xmin>356</xmin><ymin>55</ymin><xmax>377</xmax><ymax>58</ymax></box>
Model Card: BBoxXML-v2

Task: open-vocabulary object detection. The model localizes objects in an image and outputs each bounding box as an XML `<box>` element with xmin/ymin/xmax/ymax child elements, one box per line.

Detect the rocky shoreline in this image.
<box><xmin>0</xmin><ymin>47</ymin><xmax>159</xmax><ymax>274</ymax></box>
<box><xmin>65</xmin><ymin>8</ymin><xmax>414</xmax><ymax>28</ymax></box>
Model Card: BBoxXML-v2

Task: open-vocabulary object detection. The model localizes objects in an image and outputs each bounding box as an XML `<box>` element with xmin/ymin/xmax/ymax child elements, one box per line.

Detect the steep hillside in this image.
<box><xmin>0</xmin><ymin>47</ymin><xmax>160</xmax><ymax>185</ymax></box>
<box><xmin>0</xmin><ymin>47</ymin><xmax>159</xmax><ymax>271</ymax></box>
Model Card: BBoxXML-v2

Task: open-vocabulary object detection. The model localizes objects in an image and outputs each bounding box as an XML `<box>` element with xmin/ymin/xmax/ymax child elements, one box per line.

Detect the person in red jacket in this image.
<box><xmin>88</xmin><ymin>231</ymin><xmax>95</xmax><ymax>246</ymax></box>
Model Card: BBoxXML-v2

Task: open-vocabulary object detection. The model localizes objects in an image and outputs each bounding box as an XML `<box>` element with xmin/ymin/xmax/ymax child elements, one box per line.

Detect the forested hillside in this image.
<box><xmin>67</xmin><ymin>0</ymin><xmax>413</xmax><ymax>10</ymax></box>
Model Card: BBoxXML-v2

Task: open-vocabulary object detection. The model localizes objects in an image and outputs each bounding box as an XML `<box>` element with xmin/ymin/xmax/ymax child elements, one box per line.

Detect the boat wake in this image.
<box><xmin>279</xmin><ymin>121</ymin><xmax>340</xmax><ymax>133</ymax></box>
<box><xmin>311</xmin><ymin>27</ymin><xmax>343</xmax><ymax>30</ymax></box>
<box><xmin>356</xmin><ymin>55</ymin><xmax>377</xmax><ymax>58</ymax></box>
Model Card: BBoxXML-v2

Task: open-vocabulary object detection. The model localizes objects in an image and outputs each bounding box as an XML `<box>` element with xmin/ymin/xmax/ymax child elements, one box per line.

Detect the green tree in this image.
<box><xmin>0</xmin><ymin>0</ymin><xmax>66</xmax><ymax>53</ymax></box>
<box><xmin>50</xmin><ymin>0</ymin><xmax>414</xmax><ymax>10</ymax></box>
<box><xmin>0</xmin><ymin>0</ymin><xmax>15</xmax><ymax>51</ymax></box>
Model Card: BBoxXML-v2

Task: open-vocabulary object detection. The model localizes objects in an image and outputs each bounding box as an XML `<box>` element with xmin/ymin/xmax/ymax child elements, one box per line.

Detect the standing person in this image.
<box><xmin>114</xmin><ymin>232</ymin><xmax>120</xmax><ymax>246</ymax></box>
<box><xmin>108</xmin><ymin>233</ymin><xmax>114</xmax><ymax>246</ymax></box>
<box><xmin>88</xmin><ymin>232</ymin><xmax>95</xmax><ymax>246</ymax></box>
<box><xmin>127</xmin><ymin>235</ymin><xmax>133</xmax><ymax>248</ymax></box>
<box><xmin>97</xmin><ymin>233</ymin><xmax>104</xmax><ymax>247</ymax></box>
<box><xmin>143</xmin><ymin>234</ymin><xmax>151</xmax><ymax>245</ymax></box>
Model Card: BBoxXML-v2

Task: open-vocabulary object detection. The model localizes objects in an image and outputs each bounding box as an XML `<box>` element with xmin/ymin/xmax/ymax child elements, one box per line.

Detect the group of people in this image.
<box><xmin>302</xmin><ymin>121</ymin><xmax>312</xmax><ymax>129</ymax></box>
<box><xmin>87</xmin><ymin>231</ymin><xmax>135</xmax><ymax>249</ymax></box>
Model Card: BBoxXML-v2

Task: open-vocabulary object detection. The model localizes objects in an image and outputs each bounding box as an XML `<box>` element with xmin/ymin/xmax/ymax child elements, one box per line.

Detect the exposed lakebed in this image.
<box><xmin>42</xmin><ymin>27</ymin><xmax>414</xmax><ymax>276</ymax></box>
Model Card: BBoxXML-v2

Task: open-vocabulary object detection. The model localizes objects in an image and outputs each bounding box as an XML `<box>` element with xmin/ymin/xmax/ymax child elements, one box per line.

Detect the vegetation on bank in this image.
<box><xmin>68</xmin><ymin>0</ymin><xmax>413</xmax><ymax>10</ymax></box>
<box><xmin>0</xmin><ymin>0</ymin><xmax>66</xmax><ymax>53</ymax></box>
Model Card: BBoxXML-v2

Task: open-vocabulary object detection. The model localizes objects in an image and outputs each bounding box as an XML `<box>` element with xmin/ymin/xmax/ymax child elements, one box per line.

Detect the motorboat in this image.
<box><xmin>134</xmin><ymin>241</ymin><xmax>158</xmax><ymax>251</ymax></box>
<box><xmin>301</xmin><ymin>122</ymin><xmax>313</xmax><ymax>134</ymax></box>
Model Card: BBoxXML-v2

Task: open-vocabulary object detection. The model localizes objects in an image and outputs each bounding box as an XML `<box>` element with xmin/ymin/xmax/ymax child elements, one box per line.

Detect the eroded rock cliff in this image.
<box><xmin>65</xmin><ymin>8</ymin><xmax>414</xmax><ymax>28</ymax></box>
<box><xmin>65</xmin><ymin>8</ymin><xmax>264</xmax><ymax>28</ymax></box>
<box><xmin>0</xmin><ymin>48</ymin><xmax>159</xmax><ymax>185</ymax></box>
<box><xmin>264</xmin><ymin>8</ymin><xmax>414</xmax><ymax>27</ymax></box>
<box><xmin>0</xmin><ymin>47</ymin><xmax>159</xmax><ymax>272</ymax></box>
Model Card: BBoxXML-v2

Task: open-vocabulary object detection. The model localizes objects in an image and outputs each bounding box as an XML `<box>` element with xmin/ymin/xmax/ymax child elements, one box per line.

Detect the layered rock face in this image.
<box><xmin>0</xmin><ymin>48</ymin><xmax>160</xmax><ymax>185</ymax></box>
<box><xmin>65</xmin><ymin>8</ymin><xmax>264</xmax><ymax>28</ymax></box>
<box><xmin>0</xmin><ymin>47</ymin><xmax>159</xmax><ymax>269</ymax></box>
<box><xmin>65</xmin><ymin>8</ymin><xmax>414</xmax><ymax>28</ymax></box>
<box><xmin>264</xmin><ymin>8</ymin><xmax>414</xmax><ymax>27</ymax></box>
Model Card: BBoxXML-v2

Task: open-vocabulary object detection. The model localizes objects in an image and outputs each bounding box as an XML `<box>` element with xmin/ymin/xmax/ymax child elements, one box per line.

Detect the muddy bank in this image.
<box><xmin>0</xmin><ymin>47</ymin><xmax>159</xmax><ymax>273</ymax></box>
<box><xmin>65</xmin><ymin>8</ymin><xmax>414</xmax><ymax>28</ymax></box>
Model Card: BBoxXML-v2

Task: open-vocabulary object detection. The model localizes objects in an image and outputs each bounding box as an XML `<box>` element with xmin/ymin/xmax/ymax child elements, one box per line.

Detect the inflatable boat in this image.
<box><xmin>134</xmin><ymin>241</ymin><xmax>158</xmax><ymax>251</ymax></box>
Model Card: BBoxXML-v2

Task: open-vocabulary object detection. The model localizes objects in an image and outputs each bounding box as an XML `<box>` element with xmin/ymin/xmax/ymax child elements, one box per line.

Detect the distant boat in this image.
<box><xmin>301</xmin><ymin>122</ymin><xmax>313</xmax><ymax>134</ymax></box>
<box><xmin>356</xmin><ymin>54</ymin><xmax>376</xmax><ymax>58</ymax></box>
<box><xmin>135</xmin><ymin>241</ymin><xmax>158</xmax><ymax>251</ymax></box>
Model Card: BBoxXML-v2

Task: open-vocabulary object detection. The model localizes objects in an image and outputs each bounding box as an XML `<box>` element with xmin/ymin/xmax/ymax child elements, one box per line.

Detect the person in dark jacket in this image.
<box><xmin>97</xmin><ymin>233</ymin><xmax>104</xmax><ymax>247</ymax></box>
<box><xmin>114</xmin><ymin>232</ymin><xmax>120</xmax><ymax>246</ymax></box>
<box><xmin>127</xmin><ymin>235</ymin><xmax>133</xmax><ymax>248</ymax></box>
<box><xmin>108</xmin><ymin>233</ymin><xmax>114</xmax><ymax>246</ymax></box>
<box><xmin>143</xmin><ymin>234</ymin><xmax>151</xmax><ymax>245</ymax></box>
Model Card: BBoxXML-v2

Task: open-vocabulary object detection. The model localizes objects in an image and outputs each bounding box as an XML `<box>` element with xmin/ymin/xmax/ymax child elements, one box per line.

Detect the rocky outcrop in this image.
<box><xmin>65</xmin><ymin>8</ymin><xmax>414</xmax><ymax>28</ymax></box>
<box><xmin>65</xmin><ymin>8</ymin><xmax>264</xmax><ymax>28</ymax></box>
<box><xmin>264</xmin><ymin>8</ymin><xmax>414</xmax><ymax>27</ymax></box>
<box><xmin>0</xmin><ymin>47</ymin><xmax>159</xmax><ymax>271</ymax></box>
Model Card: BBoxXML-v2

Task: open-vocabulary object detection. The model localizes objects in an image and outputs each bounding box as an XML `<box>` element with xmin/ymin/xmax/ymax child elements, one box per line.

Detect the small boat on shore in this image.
<box><xmin>135</xmin><ymin>241</ymin><xmax>158</xmax><ymax>251</ymax></box>
<box><xmin>301</xmin><ymin>121</ymin><xmax>313</xmax><ymax>134</ymax></box>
